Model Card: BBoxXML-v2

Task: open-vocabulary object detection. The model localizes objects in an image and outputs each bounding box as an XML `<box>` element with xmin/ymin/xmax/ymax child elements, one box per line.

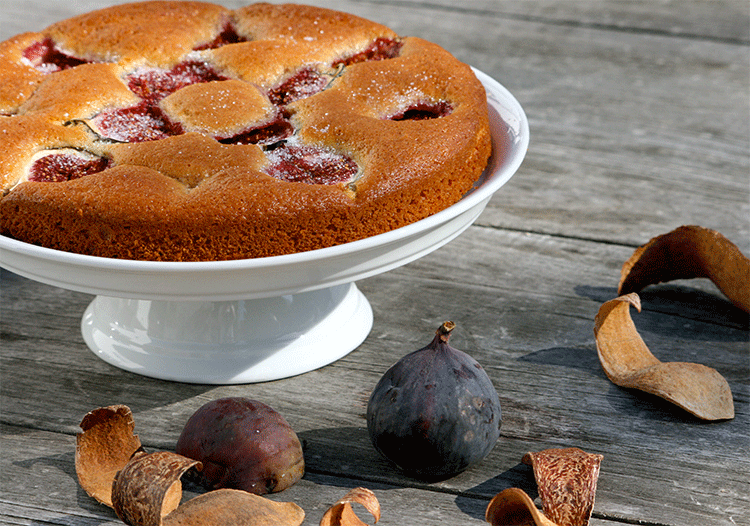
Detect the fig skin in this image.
<box><xmin>366</xmin><ymin>322</ymin><xmax>502</xmax><ymax>479</ymax></box>
<box><xmin>175</xmin><ymin>397</ymin><xmax>304</xmax><ymax>495</ymax></box>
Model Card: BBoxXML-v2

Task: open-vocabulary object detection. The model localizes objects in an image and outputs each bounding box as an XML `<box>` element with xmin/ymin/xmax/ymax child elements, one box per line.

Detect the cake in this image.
<box><xmin>0</xmin><ymin>1</ymin><xmax>492</xmax><ymax>261</ymax></box>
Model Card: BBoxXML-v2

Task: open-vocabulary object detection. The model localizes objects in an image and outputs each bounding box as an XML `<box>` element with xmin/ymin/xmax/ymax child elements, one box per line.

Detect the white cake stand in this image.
<box><xmin>0</xmin><ymin>70</ymin><xmax>528</xmax><ymax>384</ymax></box>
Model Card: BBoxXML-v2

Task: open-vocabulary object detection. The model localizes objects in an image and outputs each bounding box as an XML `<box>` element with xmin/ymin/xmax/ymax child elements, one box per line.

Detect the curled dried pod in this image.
<box><xmin>619</xmin><ymin>225</ymin><xmax>750</xmax><ymax>313</ymax></box>
<box><xmin>162</xmin><ymin>488</ymin><xmax>305</xmax><ymax>526</ymax></box>
<box><xmin>320</xmin><ymin>487</ymin><xmax>381</xmax><ymax>526</ymax></box>
<box><xmin>522</xmin><ymin>448</ymin><xmax>603</xmax><ymax>526</ymax></box>
<box><xmin>485</xmin><ymin>487</ymin><xmax>556</xmax><ymax>526</ymax></box>
<box><xmin>75</xmin><ymin>404</ymin><xmax>143</xmax><ymax>507</ymax></box>
<box><xmin>112</xmin><ymin>450</ymin><xmax>201</xmax><ymax>526</ymax></box>
<box><xmin>594</xmin><ymin>293</ymin><xmax>734</xmax><ymax>420</ymax></box>
<box><xmin>486</xmin><ymin>448</ymin><xmax>603</xmax><ymax>526</ymax></box>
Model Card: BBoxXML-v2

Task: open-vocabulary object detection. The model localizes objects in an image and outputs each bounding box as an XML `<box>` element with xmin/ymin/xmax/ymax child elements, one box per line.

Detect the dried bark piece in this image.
<box><xmin>320</xmin><ymin>487</ymin><xmax>381</xmax><ymax>526</ymax></box>
<box><xmin>75</xmin><ymin>405</ymin><xmax>143</xmax><ymax>507</ymax></box>
<box><xmin>485</xmin><ymin>488</ymin><xmax>557</xmax><ymax>526</ymax></box>
<box><xmin>594</xmin><ymin>294</ymin><xmax>734</xmax><ymax>420</ymax></box>
<box><xmin>618</xmin><ymin>225</ymin><xmax>750</xmax><ymax>313</ymax></box>
<box><xmin>112</xmin><ymin>450</ymin><xmax>201</xmax><ymax>526</ymax></box>
<box><xmin>162</xmin><ymin>488</ymin><xmax>305</xmax><ymax>526</ymax></box>
<box><xmin>521</xmin><ymin>448</ymin><xmax>603</xmax><ymax>526</ymax></box>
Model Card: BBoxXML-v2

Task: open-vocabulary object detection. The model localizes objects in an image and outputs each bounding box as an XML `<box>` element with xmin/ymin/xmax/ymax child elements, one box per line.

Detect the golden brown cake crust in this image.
<box><xmin>0</xmin><ymin>1</ymin><xmax>492</xmax><ymax>261</ymax></box>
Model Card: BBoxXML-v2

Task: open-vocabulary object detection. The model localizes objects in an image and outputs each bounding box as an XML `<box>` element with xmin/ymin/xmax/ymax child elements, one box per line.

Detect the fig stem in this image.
<box><xmin>436</xmin><ymin>321</ymin><xmax>456</xmax><ymax>343</ymax></box>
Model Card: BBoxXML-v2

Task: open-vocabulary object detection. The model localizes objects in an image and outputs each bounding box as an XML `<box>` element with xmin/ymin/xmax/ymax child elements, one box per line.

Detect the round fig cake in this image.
<box><xmin>0</xmin><ymin>1</ymin><xmax>492</xmax><ymax>261</ymax></box>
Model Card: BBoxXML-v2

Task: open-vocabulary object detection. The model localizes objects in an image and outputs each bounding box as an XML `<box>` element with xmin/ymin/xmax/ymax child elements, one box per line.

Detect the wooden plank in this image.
<box><xmin>348</xmin><ymin>0</ymin><xmax>750</xmax><ymax>42</ymax></box>
<box><xmin>472</xmin><ymin>19</ymin><xmax>750</xmax><ymax>250</ymax></box>
<box><xmin>2</xmin><ymin>229</ymin><xmax>748</xmax><ymax>525</ymax></box>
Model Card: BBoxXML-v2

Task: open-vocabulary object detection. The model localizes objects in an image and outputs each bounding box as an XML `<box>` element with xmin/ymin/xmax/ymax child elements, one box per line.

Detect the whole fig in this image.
<box><xmin>366</xmin><ymin>322</ymin><xmax>502</xmax><ymax>479</ymax></box>
<box><xmin>175</xmin><ymin>397</ymin><xmax>304</xmax><ymax>494</ymax></box>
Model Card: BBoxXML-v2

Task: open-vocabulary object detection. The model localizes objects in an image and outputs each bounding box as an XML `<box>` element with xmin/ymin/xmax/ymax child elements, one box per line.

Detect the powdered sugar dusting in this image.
<box><xmin>217</xmin><ymin>111</ymin><xmax>293</xmax><ymax>145</ymax></box>
<box><xmin>90</xmin><ymin>60</ymin><xmax>223</xmax><ymax>142</ymax></box>
<box><xmin>90</xmin><ymin>102</ymin><xmax>183</xmax><ymax>142</ymax></box>
<box><xmin>127</xmin><ymin>61</ymin><xmax>228</xmax><ymax>102</ymax></box>
<box><xmin>22</xmin><ymin>38</ymin><xmax>88</xmax><ymax>72</ymax></box>
<box><xmin>268</xmin><ymin>68</ymin><xmax>330</xmax><ymax>106</ymax></box>
<box><xmin>334</xmin><ymin>37</ymin><xmax>402</xmax><ymax>66</ymax></box>
<box><xmin>192</xmin><ymin>21</ymin><xmax>248</xmax><ymax>50</ymax></box>
<box><xmin>265</xmin><ymin>140</ymin><xmax>358</xmax><ymax>185</ymax></box>
<box><xmin>27</xmin><ymin>149</ymin><xmax>111</xmax><ymax>182</ymax></box>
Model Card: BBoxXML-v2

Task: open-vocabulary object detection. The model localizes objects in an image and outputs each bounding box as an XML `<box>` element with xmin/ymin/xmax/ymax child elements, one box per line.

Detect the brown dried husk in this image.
<box><xmin>594</xmin><ymin>294</ymin><xmax>734</xmax><ymax>420</ymax></box>
<box><xmin>75</xmin><ymin>405</ymin><xmax>143</xmax><ymax>507</ymax></box>
<box><xmin>320</xmin><ymin>487</ymin><xmax>381</xmax><ymax>526</ymax></box>
<box><xmin>485</xmin><ymin>488</ymin><xmax>557</xmax><ymax>526</ymax></box>
<box><xmin>163</xmin><ymin>488</ymin><xmax>305</xmax><ymax>526</ymax></box>
<box><xmin>618</xmin><ymin>225</ymin><xmax>750</xmax><ymax>313</ymax></box>
<box><xmin>112</xmin><ymin>451</ymin><xmax>200</xmax><ymax>526</ymax></box>
<box><xmin>521</xmin><ymin>448</ymin><xmax>603</xmax><ymax>526</ymax></box>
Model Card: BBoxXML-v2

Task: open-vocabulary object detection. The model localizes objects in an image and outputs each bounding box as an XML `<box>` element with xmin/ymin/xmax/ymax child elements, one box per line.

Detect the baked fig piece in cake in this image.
<box><xmin>0</xmin><ymin>1</ymin><xmax>493</xmax><ymax>261</ymax></box>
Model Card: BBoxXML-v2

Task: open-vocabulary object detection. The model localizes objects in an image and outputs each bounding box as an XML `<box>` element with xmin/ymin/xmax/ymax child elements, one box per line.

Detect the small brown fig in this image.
<box><xmin>366</xmin><ymin>322</ymin><xmax>502</xmax><ymax>479</ymax></box>
<box><xmin>175</xmin><ymin>397</ymin><xmax>304</xmax><ymax>495</ymax></box>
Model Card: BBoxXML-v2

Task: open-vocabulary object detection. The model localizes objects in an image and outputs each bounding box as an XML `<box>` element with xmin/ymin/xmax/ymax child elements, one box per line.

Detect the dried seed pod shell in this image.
<box><xmin>521</xmin><ymin>448</ymin><xmax>603</xmax><ymax>526</ymax></box>
<box><xmin>162</xmin><ymin>488</ymin><xmax>305</xmax><ymax>526</ymax></box>
<box><xmin>485</xmin><ymin>487</ymin><xmax>557</xmax><ymax>526</ymax></box>
<box><xmin>112</xmin><ymin>450</ymin><xmax>200</xmax><ymax>526</ymax></box>
<box><xmin>618</xmin><ymin>225</ymin><xmax>750</xmax><ymax>313</ymax></box>
<box><xmin>75</xmin><ymin>404</ymin><xmax>143</xmax><ymax>507</ymax></box>
<box><xmin>594</xmin><ymin>294</ymin><xmax>734</xmax><ymax>420</ymax></box>
<box><xmin>320</xmin><ymin>487</ymin><xmax>381</xmax><ymax>526</ymax></box>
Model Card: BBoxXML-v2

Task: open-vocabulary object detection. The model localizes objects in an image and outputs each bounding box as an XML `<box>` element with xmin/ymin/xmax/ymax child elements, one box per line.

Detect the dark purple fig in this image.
<box><xmin>175</xmin><ymin>397</ymin><xmax>303</xmax><ymax>495</ymax></box>
<box><xmin>366</xmin><ymin>321</ymin><xmax>502</xmax><ymax>479</ymax></box>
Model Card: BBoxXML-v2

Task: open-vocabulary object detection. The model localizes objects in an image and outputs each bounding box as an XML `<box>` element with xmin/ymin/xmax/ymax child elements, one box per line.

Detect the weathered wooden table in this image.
<box><xmin>1</xmin><ymin>1</ymin><xmax>748</xmax><ymax>525</ymax></box>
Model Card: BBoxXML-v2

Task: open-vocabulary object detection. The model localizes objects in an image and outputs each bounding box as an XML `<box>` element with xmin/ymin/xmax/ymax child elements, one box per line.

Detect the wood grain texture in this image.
<box><xmin>1</xmin><ymin>0</ymin><xmax>748</xmax><ymax>525</ymax></box>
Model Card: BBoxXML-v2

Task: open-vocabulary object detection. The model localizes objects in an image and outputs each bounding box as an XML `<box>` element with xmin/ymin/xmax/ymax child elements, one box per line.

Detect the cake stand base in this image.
<box><xmin>81</xmin><ymin>282</ymin><xmax>372</xmax><ymax>384</ymax></box>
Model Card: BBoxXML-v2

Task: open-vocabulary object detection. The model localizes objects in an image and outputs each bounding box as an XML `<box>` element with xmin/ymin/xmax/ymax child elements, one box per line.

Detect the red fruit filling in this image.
<box><xmin>127</xmin><ymin>61</ymin><xmax>228</xmax><ymax>102</ymax></box>
<box><xmin>217</xmin><ymin>112</ymin><xmax>293</xmax><ymax>146</ymax></box>
<box><xmin>193</xmin><ymin>22</ymin><xmax>248</xmax><ymax>50</ymax></box>
<box><xmin>28</xmin><ymin>152</ymin><xmax>111</xmax><ymax>182</ymax></box>
<box><xmin>90</xmin><ymin>60</ymin><xmax>225</xmax><ymax>142</ymax></box>
<box><xmin>389</xmin><ymin>100</ymin><xmax>453</xmax><ymax>121</ymax></box>
<box><xmin>91</xmin><ymin>102</ymin><xmax>183</xmax><ymax>142</ymax></box>
<box><xmin>265</xmin><ymin>143</ymin><xmax>358</xmax><ymax>185</ymax></box>
<box><xmin>334</xmin><ymin>37</ymin><xmax>403</xmax><ymax>67</ymax></box>
<box><xmin>22</xmin><ymin>38</ymin><xmax>88</xmax><ymax>72</ymax></box>
<box><xmin>268</xmin><ymin>68</ymin><xmax>330</xmax><ymax>107</ymax></box>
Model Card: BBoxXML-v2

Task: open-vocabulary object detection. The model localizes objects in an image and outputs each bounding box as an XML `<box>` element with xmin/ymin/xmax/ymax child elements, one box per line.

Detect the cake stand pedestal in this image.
<box><xmin>81</xmin><ymin>283</ymin><xmax>372</xmax><ymax>383</ymax></box>
<box><xmin>0</xmin><ymin>70</ymin><xmax>528</xmax><ymax>384</ymax></box>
